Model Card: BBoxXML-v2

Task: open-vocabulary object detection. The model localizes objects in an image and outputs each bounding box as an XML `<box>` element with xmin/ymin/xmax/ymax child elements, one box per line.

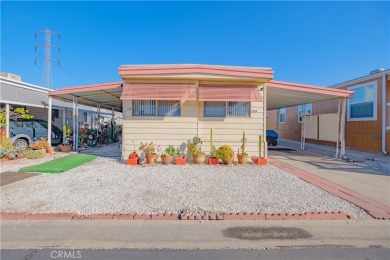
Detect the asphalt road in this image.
<box><xmin>2</xmin><ymin>248</ymin><xmax>389</xmax><ymax>260</ymax></box>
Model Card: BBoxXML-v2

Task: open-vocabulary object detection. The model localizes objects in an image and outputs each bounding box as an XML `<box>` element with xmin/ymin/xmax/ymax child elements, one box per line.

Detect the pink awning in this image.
<box><xmin>121</xmin><ymin>83</ymin><xmax>196</xmax><ymax>100</ymax></box>
<box><xmin>199</xmin><ymin>85</ymin><xmax>262</xmax><ymax>101</ymax></box>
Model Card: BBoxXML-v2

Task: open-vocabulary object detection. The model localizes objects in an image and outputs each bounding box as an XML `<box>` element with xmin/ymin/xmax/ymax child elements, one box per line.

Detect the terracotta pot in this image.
<box><xmin>127</xmin><ymin>158</ymin><xmax>137</xmax><ymax>165</ymax></box>
<box><xmin>59</xmin><ymin>144</ymin><xmax>72</xmax><ymax>153</ymax></box>
<box><xmin>0</xmin><ymin>129</ymin><xmax>5</xmax><ymax>137</ymax></box>
<box><xmin>161</xmin><ymin>155</ymin><xmax>173</xmax><ymax>165</ymax></box>
<box><xmin>222</xmin><ymin>158</ymin><xmax>234</xmax><ymax>165</ymax></box>
<box><xmin>46</xmin><ymin>147</ymin><xmax>53</xmax><ymax>155</ymax></box>
<box><xmin>256</xmin><ymin>157</ymin><xmax>268</xmax><ymax>165</ymax></box>
<box><xmin>146</xmin><ymin>154</ymin><xmax>157</xmax><ymax>164</ymax></box>
<box><xmin>208</xmin><ymin>157</ymin><xmax>219</xmax><ymax>165</ymax></box>
<box><xmin>237</xmin><ymin>154</ymin><xmax>248</xmax><ymax>164</ymax></box>
<box><xmin>175</xmin><ymin>157</ymin><xmax>186</xmax><ymax>165</ymax></box>
<box><xmin>192</xmin><ymin>153</ymin><xmax>206</xmax><ymax>164</ymax></box>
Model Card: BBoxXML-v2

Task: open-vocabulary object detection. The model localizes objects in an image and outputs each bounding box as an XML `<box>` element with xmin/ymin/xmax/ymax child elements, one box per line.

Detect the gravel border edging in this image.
<box><xmin>0</xmin><ymin>211</ymin><xmax>352</xmax><ymax>220</ymax></box>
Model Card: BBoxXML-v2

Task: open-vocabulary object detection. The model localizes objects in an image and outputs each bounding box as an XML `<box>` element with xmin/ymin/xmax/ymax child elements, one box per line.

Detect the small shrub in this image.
<box><xmin>31</xmin><ymin>138</ymin><xmax>50</xmax><ymax>150</ymax></box>
<box><xmin>23</xmin><ymin>149</ymin><xmax>44</xmax><ymax>159</ymax></box>
<box><xmin>0</xmin><ymin>136</ymin><xmax>13</xmax><ymax>149</ymax></box>
<box><xmin>216</xmin><ymin>145</ymin><xmax>234</xmax><ymax>161</ymax></box>
<box><xmin>0</xmin><ymin>147</ymin><xmax>16</xmax><ymax>160</ymax></box>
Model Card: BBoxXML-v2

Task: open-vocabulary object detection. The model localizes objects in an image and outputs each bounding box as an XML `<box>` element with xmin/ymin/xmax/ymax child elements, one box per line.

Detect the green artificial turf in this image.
<box><xmin>19</xmin><ymin>154</ymin><xmax>97</xmax><ymax>174</ymax></box>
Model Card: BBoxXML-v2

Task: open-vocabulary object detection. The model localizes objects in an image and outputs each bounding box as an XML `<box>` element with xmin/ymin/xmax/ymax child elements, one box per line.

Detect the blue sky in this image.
<box><xmin>1</xmin><ymin>1</ymin><xmax>389</xmax><ymax>90</ymax></box>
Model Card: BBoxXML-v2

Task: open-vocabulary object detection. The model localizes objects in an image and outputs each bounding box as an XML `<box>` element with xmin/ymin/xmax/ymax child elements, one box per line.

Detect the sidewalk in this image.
<box><xmin>1</xmin><ymin>219</ymin><xmax>389</xmax><ymax>250</ymax></box>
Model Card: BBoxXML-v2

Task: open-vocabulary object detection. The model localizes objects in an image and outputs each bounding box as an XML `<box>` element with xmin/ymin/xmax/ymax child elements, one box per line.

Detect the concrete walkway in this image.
<box><xmin>269</xmin><ymin>149</ymin><xmax>390</xmax><ymax>207</ymax></box>
<box><xmin>79</xmin><ymin>143</ymin><xmax>121</xmax><ymax>159</ymax></box>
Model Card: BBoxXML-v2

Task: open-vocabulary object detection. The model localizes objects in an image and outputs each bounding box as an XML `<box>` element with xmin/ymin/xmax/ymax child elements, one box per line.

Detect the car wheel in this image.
<box><xmin>271</xmin><ymin>140</ymin><xmax>278</xmax><ymax>146</ymax></box>
<box><xmin>13</xmin><ymin>139</ymin><xmax>29</xmax><ymax>151</ymax></box>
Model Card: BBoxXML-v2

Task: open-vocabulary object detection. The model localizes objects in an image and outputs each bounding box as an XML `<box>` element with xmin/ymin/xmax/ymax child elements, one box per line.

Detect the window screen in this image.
<box><xmin>204</xmin><ymin>101</ymin><xmax>225</xmax><ymax>117</ymax></box>
<box><xmin>132</xmin><ymin>100</ymin><xmax>156</xmax><ymax>116</ymax></box>
<box><xmin>227</xmin><ymin>102</ymin><xmax>250</xmax><ymax>117</ymax></box>
<box><xmin>158</xmin><ymin>100</ymin><xmax>180</xmax><ymax>116</ymax></box>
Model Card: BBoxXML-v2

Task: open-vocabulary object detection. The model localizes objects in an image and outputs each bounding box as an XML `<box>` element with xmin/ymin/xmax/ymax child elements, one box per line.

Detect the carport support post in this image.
<box><xmin>301</xmin><ymin>104</ymin><xmax>306</xmax><ymax>150</ymax></box>
<box><xmin>262</xmin><ymin>84</ymin><xmax>267</xmax><ymax>159</ymax></box>
<box><xmin>340</xmin><ymin>98</ymin><xmax>347</xmax><ymax>158</ymax></box>
<box><xmin>75</xmin><ymin>97</ymin><xmax>79</xmax><ymax>150</ymax></box>
<box><xmin>336</xmin><ymin>99</ymin><xmax>342</xmax><ymax>159</ymax></box>
<box><xmin>47</xmin><ymin>97</ymin><xmax>52</xmax><ymax>146</ymax></box>
<box><xmin>62</xmin><ymin>109</ymin><xmax>66</xmax><ymax>144</ymax></box>
<box><xmin>5</xmin><ymin>103</ymin><xmax>10</xmax><ymax>138</ymax></box>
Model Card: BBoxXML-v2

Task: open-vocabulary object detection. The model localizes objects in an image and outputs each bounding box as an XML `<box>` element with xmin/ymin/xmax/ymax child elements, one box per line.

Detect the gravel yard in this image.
<box><xmin>1</xmin><ymin>157</ymin><xmax>369</xmax><ymax>219</ymax></box>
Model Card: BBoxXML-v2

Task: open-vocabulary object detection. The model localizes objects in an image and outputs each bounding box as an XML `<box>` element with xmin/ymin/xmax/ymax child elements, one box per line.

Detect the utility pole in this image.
<box><xmin>35</xmin><ymin>28</ymin><xmax>60</xmax><ymax>89</ymax></box>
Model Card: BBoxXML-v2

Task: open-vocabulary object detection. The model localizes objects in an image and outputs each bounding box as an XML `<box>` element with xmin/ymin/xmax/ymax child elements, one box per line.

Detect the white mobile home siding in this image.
<box><xmin>122</xmin><ymin>99</ymin><xmax>265</xmax><ymax>160</ymax></box>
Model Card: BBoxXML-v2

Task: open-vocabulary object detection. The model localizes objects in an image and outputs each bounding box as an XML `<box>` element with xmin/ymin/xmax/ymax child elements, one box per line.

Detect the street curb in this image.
<box><xmin>0</xmin><ymin>211</ymin><xmax>351</xmax><ymax>221</ymax></box>
<box><xmin>268</xmin><ymin>157</ymin><xmax>390</xmax><ymax>220</ymax></box>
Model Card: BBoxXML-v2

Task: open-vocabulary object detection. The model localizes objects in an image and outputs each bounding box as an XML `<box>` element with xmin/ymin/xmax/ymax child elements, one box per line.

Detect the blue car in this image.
<box><xmin>10</xmin><ymin>119</ymin><xmax>63</xmax><ymax>150</ymax></box>
<box><xmin>266</xmin><ymin>130</ymin><xmax>278</xmax><ymax>146</ymax></box>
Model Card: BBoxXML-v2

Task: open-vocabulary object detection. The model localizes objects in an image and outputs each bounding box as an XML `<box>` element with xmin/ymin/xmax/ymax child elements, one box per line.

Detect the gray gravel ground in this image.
<box><xmin>1</xmin><ymin>157</ymin><xmax>369</xmax><ymax>219</ymax></box>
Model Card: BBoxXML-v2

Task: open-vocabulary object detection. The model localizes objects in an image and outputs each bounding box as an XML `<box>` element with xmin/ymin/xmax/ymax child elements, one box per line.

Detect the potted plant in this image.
<box><xmin>187</xmin><ymin>137</ymin><xmax>205</xmax><ymax>164</ymax></box>
<box><xmin>251</xmin><ymin>135</ymin><xmax>267</xmax><ymax>165</ymax></box>
<box><xmin>216</xmin><ymin>145</ymin><xmax>234</xmax><ymax>164</ymax></box>
<box><xmin>161</xmin><ymin>145</ymin><xmax>179</xmax><ymax>165</ymax></box>
<box><xmin>237</xmin><ymin>131</ymin><xmax>248</xmax><ymax>164</ymax></box>
<box><xmin>127</xmin><ymin>151</ymin><xmax>138</xmax><ymax>165</ymax></box>
<box><xmin>208</xmin><ymin>129</ymin><xmax>219</xmax><ymax>165</ymax></box>
<box><xmin>175</xmin><ymin>152</ymin><xmax>187</xmax><ymax>165</ymax></box>
<box><xmin>59</xmin><ymin>121</ymin><xmax>72</xmax><ymax>153</ymax></box>
<box><xmin>139</xmin><ymin>142</ymin><xmax>160</xmax><ymax>164</ymax></box>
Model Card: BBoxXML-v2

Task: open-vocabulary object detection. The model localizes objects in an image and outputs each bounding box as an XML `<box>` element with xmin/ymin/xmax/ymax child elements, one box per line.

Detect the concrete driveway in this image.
<box><xmin>79</xmin><ymin>143</ymin><xmax>121</xmax><ymax>159</ymax></box>
<box><xmin>268</xmin><ymin>148</ymin><xmax>390</xmax><ymax>206</ymax></box>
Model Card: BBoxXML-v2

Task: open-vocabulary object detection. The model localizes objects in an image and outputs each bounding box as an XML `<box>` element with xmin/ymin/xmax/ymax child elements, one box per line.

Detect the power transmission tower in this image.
<box><xmin>35</xmin><ymin>28</ymin><xmax>60</xmax><ymax>89</ymax></box>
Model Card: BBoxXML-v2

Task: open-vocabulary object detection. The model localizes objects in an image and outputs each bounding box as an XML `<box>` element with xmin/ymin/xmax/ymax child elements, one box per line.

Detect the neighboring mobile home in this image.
<box><xmin>49</xmin><ymin>64</ymin><xmax>353</xmax><ymax>160</ymax></box>
<box><xmin>267</xmin><ymin>69</ymin><xmax>390</xmax><ymax>155</ymax></box>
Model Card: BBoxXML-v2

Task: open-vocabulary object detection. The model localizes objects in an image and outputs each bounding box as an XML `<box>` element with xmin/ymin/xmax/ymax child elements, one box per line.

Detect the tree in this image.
<box><xmin>0</xmin><ymin>107</ymin><xmax>34</xmax><ymax>128</ymax></box>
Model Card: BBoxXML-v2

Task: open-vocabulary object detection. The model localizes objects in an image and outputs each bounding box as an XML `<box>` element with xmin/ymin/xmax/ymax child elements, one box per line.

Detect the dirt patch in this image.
<box><xmin>1</xmin><ymin>171</ymin><xmax>40</xmax><ymax>186</ymax></box>
<box><xmin>222</xmin><ymin>226</ymin><xmax>312</xmax><ymax>240</ymax></box>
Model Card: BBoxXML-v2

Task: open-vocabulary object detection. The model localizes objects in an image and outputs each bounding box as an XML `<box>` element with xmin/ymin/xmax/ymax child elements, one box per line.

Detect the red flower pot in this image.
<box><xmin>208</xmin><ymin>157</ymin><xmax>219</xmax><ymax>165</ymax></box>
<box><xmin>175</xmin><ymin>157</ymin><xmax>186</xmax><ymax>165</ymax></box>
<box><xmin>46</xmin><ymin>147</ymin><xmax>53</xmax><ymax>155</ymax></box>
<box><xmin>251</xmin><ymin>157</ymin><xmax>267</xmax><ymax>165</ymax></box>
<box><xmin>127</xmin><ymin>158</ymin><xmax>137</xmax><ymax>165</ymax></box>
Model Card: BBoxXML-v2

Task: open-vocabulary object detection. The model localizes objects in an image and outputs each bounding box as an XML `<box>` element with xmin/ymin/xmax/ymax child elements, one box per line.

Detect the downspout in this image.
<box><xmin>382</xmin><ymin>73</ymin><xmax>388</xmax><ymax>155</ymax></box>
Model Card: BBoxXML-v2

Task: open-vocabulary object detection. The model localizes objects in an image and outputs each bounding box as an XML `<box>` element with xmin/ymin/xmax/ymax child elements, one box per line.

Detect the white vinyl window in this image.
<box><xmin>298</xmin><ymin>103</ymin><xmax>312</xmax><ymax>123</ymax></box>
<box><xmin>347</xmin><ymin>82</ymin><xmax>377</xmax><ymax>121</ymax></box>
<box><xmin>204</xmin><ymin>101</ymin><xmax>250</xmax><ymax>117</ymax></box>
<box><xmin>278</xmin><ymin>107</ymin><xmax>286</xmax><ymax>124</ymax></box>
<box><xmin>132</xmin><ymin>100</ymin><xmax>180</xmax><ymax>117</ymax></box>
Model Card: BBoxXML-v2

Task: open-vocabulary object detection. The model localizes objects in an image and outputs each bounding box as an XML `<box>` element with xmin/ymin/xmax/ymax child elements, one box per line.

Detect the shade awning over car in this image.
<box><xmin>266</xmin><ymin>80</ymin><xmax>354</xmax><ymax>110</ymax></box>
<box><xmin>198</xmin><ymin>85</ymin><xmax>262</xmax><ymax>102</ymax></box>
<box><xmin>121</xmin><ymin>83</ymin><xmax>196</xmax><ymax>100</ymax></box>
<box><xmin>48</xmin><ymin>82</ymin><xmax>123</xmax><ymax>112</ymax></box>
